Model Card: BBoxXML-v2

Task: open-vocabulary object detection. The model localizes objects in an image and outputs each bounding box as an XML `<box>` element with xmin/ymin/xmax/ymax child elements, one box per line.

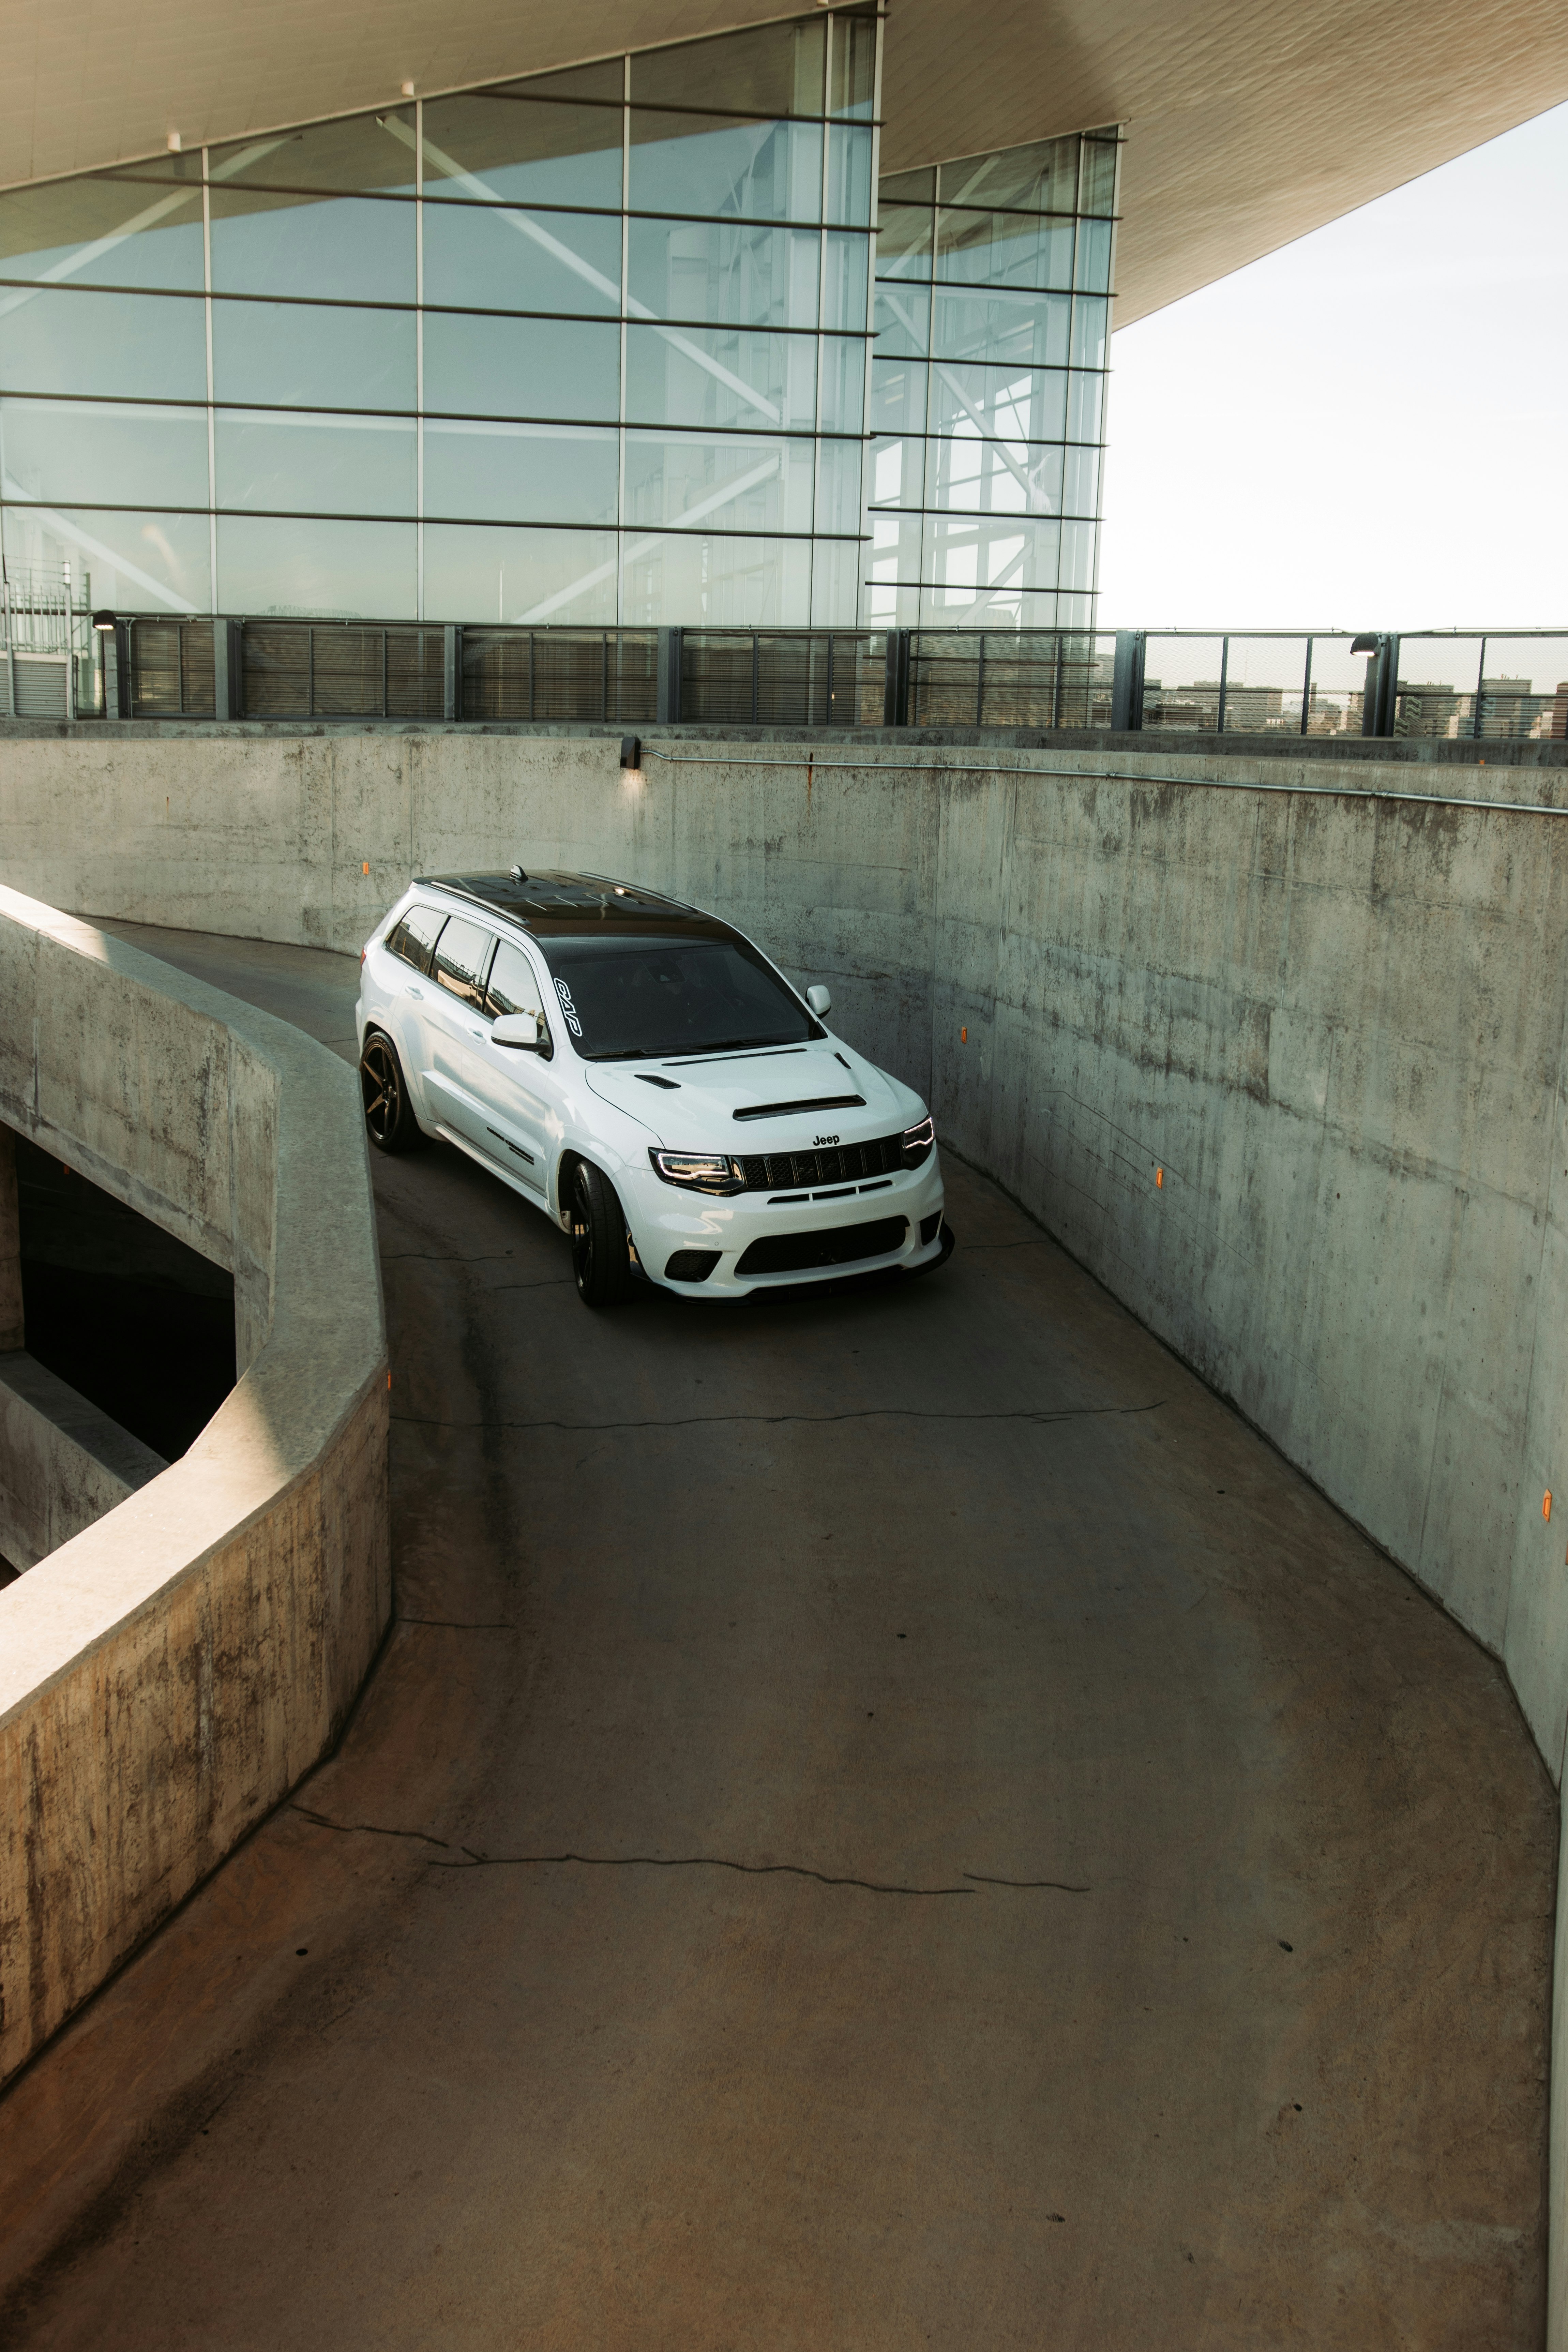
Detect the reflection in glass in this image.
<box><xmin>935</xmin><ymin>208</ymin><xmax>1074</xmax><ymax>291</ymax></box>
<box><xmin>1142</xmin><ymin>637</ymin><xmax>1224</xmax><ymax>729</ymax></box>
<box><xmin>830</xmin><ymin>12</ymin><xmax>877</xmax><ymax>118</ymax></box>
<box><xmin>625</xmin><ymin>322</ymin><xmax>816</xmax><ymax>432</ymax></box>
<box><xmin>815</xmin><ymin>438</ymin><xmax>863</xmax><ymax>536</ymax></box>
<box><xmin>931</xmin><ymin>434</ymin><xmax>1062</xmax><ymax>517</ymax></box>
<box><xmin>940</xmin><ymin>137</ymin><xmax>1079</xmax><ymax>215</ymax></box>
<box><xmin>929</xmin><ymin>362</ymin><xmax>1067</xmax><ymax>444</ymax></box>
<box><xmin>213</xmin><ymin>300</ymin><xmax>415</xmax><ymax>410</ymax></box>
<box><xmin>1074</xmin><ymin>218</ymin><xmax>1113</xmax><ymax>293</ymax></box>
<box><xmin>873</xmin><ymin>283</ymin><xmax>930</xmax><ymax>357</ymax></box>
<box><xmin>810</xmin><ymin>536</ymin><xmax>859</xmax><ymax>627</ymax></box>
<box><xmin>629</xmin><ymin>116</ymin><xmax>823</xmax><ymax>224</ymax></box>
<box><xmin>217</xmin><ymin>514</ymin><xmax>416</xmax><ymax>616</ymax></box>
<box><xmin>422</xmin><ymin>200</ymin><xmax>620</xmax><ymax>313</ymax></box>
<box><xmin>925</xmin><ymin>514</ymin><xmax>1060</xmax><ymax>602</ymax></box>
<box><xmin>632</xmin><ymin>19</ymin><xmax>825</xmax><ymax>116</ymax></box>
<box><xmin>215</xmin><ymin>410</ymin><xmax>417</xmax><ymax>514</ymax></box>
<box><xmin>875</xmin><ymin>204</ymin><xmax>933</xmax><ymax>282</ymax></box>
<box><xmin>1078</xmin><ymin>136</ymin><xmax>1119</xmax><ymax>217</ymax></box>
<box><xmin>822</xmin><ymin>233</ymin><xmax>870</xmax><ymax>334</ymax></box>
<box><xmin>209</xmin><ymin>112</ymin><xmax>417</xmax><ymax>195</ymax></box>
<box><xmin>818</xmin><ymin>335</ymin><xmax>866</xmax><ymax>433</ymax></box>
<box><xmin>1066</xmin><ymin>369</ymin><xmax>1103</xmax><ymax>442</ymax></box>
<box><xmin>1063</xmin><ymin>444</ymin><xmax>1100</xmax><ymax>515</ymax></box>
<box><xmin>1</xmin><ymin>397</ymin><xmax>208</xmax><ymax>507</ymax></box>
<box><xmin>0</xmin><ymin>287</ymin><xmax>206</xmax><ymax>399</ymax></box>
<box><xmin>1218</xmin><ymin>637</ymin><xmax>1312</xmax><ymax>733</ymax></box>
<box><xmin>423</xmin><ymin>521</ymin><xmax>617</xmax><ymax>623</ymax></box>
<box><xmin>870</xmin><ymin>354</ymin><xmax>928</xmax><ymax>438</ymax></box>
<box><xmin>419</xmin><ymin>94</ymin><xmax>623</xmax><ymax>209</ymax></box>
<box><xmin>623</xmin><ymin>531</ymin><xmax>811</xmax><ymax>625</ymax></box>
<box><xmin>624</xmin><ymin>432</ymin><xmax>815</xmax><ymax>535</ymax></box>
<box><xmin>0</xmin><ymin>177</ymin><xmax>204</xmax><ymax>290</ymax></box>
<box><xmin>868</xmin><ymin>507</ymin><xmax>922</xmax><ymax>577</ymax></box>
<box><xmin>868</xmin><ymin>429</ymin><xmax>923</xmax><ymax>510</ymax></box>
<box><xmin>1070</xmin><ymin>295</ymin><xmax>1108</xmax><ymax>369</ymax></box>
<box><xmin>1059</xmin><ymin>518</ymin><xmax>1096</xmax><ymax>592</ymax></box>
<box><xmin>209</xmin><ymin>191</ymin><xmax>414</xmax><ymax>303</ymax></box>
<box><xmin>931</xmin><ymin>288</ymin><xmax>1070</xmax><ymax>366</ymax></box>
<box><xmin>423</xmin><ymin>312</ymin><xmax>620</xmax><ymax>420</ymax></box>
<box><xmin>423</xmin><ymin>419</ymin><xmax>618</xmax><ymax>524</ymax></box>
<box><xmin>1477</xmin><ymin>637</ymin><xmax>1568</xmax><ymax>740</ymax></box>
<box><xmin>628</xmin><ymin>218</ymin><xmax>819</xmax><ymax>329</ymax></box>
<box><xmin>827</xmin><ymin>127</ymin><xmax>874</xmax><ymax>229</ymax></box>
<box><xmin>3</xmin><ymin>503</ymin><xmax>211</xmax><ymax>611</ymax></box>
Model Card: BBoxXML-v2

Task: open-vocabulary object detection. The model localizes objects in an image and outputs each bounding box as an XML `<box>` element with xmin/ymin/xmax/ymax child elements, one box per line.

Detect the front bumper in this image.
<box><xmin>625</xmin><ymin>1149</ymin><xmax>947</xmax><ymax>1298</ymax></box>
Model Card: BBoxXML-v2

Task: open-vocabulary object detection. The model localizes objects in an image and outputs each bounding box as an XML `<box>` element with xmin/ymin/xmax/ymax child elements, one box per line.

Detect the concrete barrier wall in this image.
<box><xmin>3</xmin><ymin>727</ymin><xmax>1568</xmax><ymax>2313</ymax></box>
<box><xmin>0</xmin><ymin>887</ymin><xmax>389</xmax><ymax>2087</ymax></box>
<box><xmin>0</xmin><ymin>1348</ymin><xmax>166</xmax><ymax>1569</ymax></box>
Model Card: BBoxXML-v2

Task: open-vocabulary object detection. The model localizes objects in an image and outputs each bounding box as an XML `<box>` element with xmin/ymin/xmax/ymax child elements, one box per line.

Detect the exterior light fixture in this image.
<box><xmin>1350</xmin><ymin>633</ymin><xmax>1380</xmax><ymax>655</ymax></box>
<box><xmin>401</xmin><ymin>80</ymin><xmax>416</xmax><ymax>96</ymax></box>
<box><xmin>91</xmin><ymin>609</ymin><xmax>116</xmax><ymax>633</ymax></box>
<box><xmin>166</xmin><ymin>131</ymin><xmax>182</xmax><ymax>152</ymax></box>
<box><xmin>620</xmin><ymin>735</ymin><xmax>643</xmax><ymax>780</ymax></box>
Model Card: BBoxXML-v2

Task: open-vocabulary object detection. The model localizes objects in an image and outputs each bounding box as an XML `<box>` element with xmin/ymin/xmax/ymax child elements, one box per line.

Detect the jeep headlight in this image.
<box><xmin>649</xmin><ymin>1149</ymin><xmax>745</xmax><ymax>1197</ymax></box>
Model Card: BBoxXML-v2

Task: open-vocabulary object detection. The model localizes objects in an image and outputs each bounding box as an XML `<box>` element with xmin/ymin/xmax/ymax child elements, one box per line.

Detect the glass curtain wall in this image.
<box><xmin>866</xmin><ymin>128</ymin><xmax>1118</xmax><ymax>629</ymax></box>
<box><xmin>0</xmin><ymin>8</ymin><xmax>877</xmax><ymax>627</ymax></box>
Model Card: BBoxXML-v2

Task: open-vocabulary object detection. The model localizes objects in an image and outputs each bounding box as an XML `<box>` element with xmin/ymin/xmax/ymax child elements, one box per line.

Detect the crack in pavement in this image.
<box><xmin>964</xmin><ymin>1872</ymin><xmax>1090</xmax><ymax>1892</ymax></box>
<box><xmin>392</xmin><ymin>1401</ymin><xmax>1163</xmax><ymax>1436</ymax></box>
<box><xmin>396</xmin><ymin>1616</ymin><xmax>517</xmax><ymax>1631</ymax></box>
<box><xmin>289</xmin><ymin>1810</ymin><xmax>1094</xmax><ymax>1895</ymax></box>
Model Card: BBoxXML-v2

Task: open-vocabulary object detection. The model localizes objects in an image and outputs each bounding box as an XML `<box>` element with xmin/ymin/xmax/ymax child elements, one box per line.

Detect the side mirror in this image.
<box><xmin>492</xmin><ymin>1010</ymin><xmax>542</xmax><ymax>1050</ymax></box>
<box><xmin>806</xmin><ymin>984</ymin><xmax>832</xmax><ymax>1017</ymax></box>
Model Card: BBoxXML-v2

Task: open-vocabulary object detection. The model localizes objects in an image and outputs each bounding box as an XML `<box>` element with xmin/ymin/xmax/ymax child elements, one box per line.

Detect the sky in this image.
<box><xmin>1097</xmin><ymin>100</ymin><xmax>1568</xmax><ymax>632</ymax></box>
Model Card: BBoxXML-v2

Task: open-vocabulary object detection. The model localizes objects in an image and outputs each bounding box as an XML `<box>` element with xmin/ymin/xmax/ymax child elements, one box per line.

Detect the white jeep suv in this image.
<box><xmin>355</xmin><ymin>868</ymin><xmax>950</xmax><ymax>1307</ymax></box>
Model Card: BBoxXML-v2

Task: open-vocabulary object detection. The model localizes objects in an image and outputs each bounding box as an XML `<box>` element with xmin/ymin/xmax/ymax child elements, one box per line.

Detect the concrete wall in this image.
<box><xmin>3</xmin><ymin>724</ymin><xmax>1568</xmax><ymax>2315</ymax></box>
<box><xmin>0</xmin><ymin>1348</ymin><xmax>165</xmax><ymax>1569</ymax></box>
<box><xmin>0</xmin><ymin>887</ymin><xmax>389</xmax><ymax>2088</ymax></box>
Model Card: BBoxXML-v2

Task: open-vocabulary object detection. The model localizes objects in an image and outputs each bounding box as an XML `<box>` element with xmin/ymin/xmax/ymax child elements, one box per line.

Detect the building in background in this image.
<box><xmin>1</xmin><ymin>0</ymin><xmax>1563</xmax><ymax>650</ymax></box>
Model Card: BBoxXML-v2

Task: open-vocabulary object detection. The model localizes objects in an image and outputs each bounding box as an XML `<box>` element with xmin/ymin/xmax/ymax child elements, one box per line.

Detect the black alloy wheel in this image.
<box><xmin>359</xmin><ymin>1032</ymin><xmax>424</xmax><ymax>1154</ymax></box>
<box><xmin>570</xmin><ymin>1161</ymin><xmax>633</xmax><ymax>1308</ymax></box>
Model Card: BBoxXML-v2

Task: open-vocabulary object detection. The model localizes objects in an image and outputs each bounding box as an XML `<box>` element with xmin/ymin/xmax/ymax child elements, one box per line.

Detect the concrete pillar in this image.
<box><xmin>0</xmin><ymin>1126</ymin><xmax>23</xmax><ymax>1352</ymax></box>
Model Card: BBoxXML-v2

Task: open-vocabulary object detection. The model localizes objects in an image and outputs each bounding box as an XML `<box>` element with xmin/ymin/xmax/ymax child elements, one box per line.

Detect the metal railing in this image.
<box><xmin>0</xmin><ymin>563</ymin><xmax>101</xmax><ymax>720</ymax></box>
<box><xmin>27</xmin><ymin>617</ymin><xmax>1568</xmax><ymax>741</ymax></box>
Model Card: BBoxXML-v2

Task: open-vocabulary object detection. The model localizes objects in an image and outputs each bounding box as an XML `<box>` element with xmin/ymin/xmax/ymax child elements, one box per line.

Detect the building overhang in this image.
<box><xmin>1</xmin><ymin>0</ymin><xmax>1564</xmax><ymax>324</ymax></box>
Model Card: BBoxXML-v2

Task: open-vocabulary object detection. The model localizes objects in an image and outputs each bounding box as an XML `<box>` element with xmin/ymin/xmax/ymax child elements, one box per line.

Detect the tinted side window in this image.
<box><xmin>432</xmin><ymin>917</ymin><xmax>493</xmax><ymax>1010</ymax></box>
<box><xmin>485</xmin><ymin>940</ymin><xmax>540</xmax><ymax>1019</ymax></box>
<box><xmin>385</xmin><ymin>903</ymin><xmax>445</xmax><ymax>974</ymax></box>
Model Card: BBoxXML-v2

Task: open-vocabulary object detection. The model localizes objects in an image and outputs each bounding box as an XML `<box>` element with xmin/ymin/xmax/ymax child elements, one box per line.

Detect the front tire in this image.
<box><xmin>570</xmin><ymin>1161</ymin><xmax>633</xmax><ymax>1308</ymax></box>
<box><xmin>359</xmin><ymin>1031</ymin><xmax>425</xmax><ymax>1154</ymax></box>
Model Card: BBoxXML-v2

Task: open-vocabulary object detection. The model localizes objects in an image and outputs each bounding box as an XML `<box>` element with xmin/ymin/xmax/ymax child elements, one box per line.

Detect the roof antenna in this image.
<box><xmin>510</xmin><ymin>863</ymin><xmax>528</xmax><ymax>881</ymax></box>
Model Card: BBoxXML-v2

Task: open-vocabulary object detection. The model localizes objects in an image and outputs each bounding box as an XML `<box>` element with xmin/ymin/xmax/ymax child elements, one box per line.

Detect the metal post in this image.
<box><xmin>882</xmin><ymin>628</ymin><xmax>910</xmax><ymax>727</ymax></box>
<box><xmin>114</xmin><ymin>620</ymin><xmax>132</xmax><ymax>718</ymax></box>
<box><xmin>975</xmin><ymin>633</ymin><xmax>986</xmax><ymax>728</ymax></box>
<box><xmin>1215</xmin><ymin>635</ymin><xmax>1230</xmax><ymax>735</ymax></box>
<box><xmin>1110</xmin><ymin>630</ymin><xmax>1144</xmax><ymax>731</ymax></box>
<box><xmin>751</xmin><ymin>631</ymin><xmax>760</xmax><ymax>725</ymax></box>
<box><xmin>1300</xmin><ymin>638</ymin><xmax>1313</xmax><ymax>736</ymax></box>
<box><xmin>1473</xmin><ymin>637</ymin><xmax>1487</xmax><ymax>739</ymax></box>
<box><xmin>656</xmin><ymin>627</ymin><xmax>683</xmax><ymax>723</ymax></box>
<box><xmin>443</xmin><ymin>623</ymin><xmax>459</xmax><ymax>721</ymax></box>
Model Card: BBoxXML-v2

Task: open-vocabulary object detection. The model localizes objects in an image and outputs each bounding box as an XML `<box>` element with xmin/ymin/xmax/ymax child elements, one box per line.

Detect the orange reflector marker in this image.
<box><xmin>1156</xmin><ymin>1167</ymin><xmax>1163</xmax><ymax>1189</ymax></box>
<box><xmin>387</xmin><ymin>1371</ymin><xmax>392</xmax><ymax>1390</ymax></box>
<box><xmin>960</xmin><ymin>1025</ymin><xmax>968</xmax><ymax>1043</ymax></box>
<box><xmin>1546</xmin><ymin>1490</ymin><xmax>1554</xmax><ymax>1522</ymax></box>
<box><xmin>362</xmin><ymin>861</ymin><xmax>370</xmax><ymax>875</ymax></box>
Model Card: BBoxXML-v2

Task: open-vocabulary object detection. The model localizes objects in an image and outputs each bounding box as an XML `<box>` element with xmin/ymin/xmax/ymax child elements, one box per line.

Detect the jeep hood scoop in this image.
<box><xmin>583</xmin><ymin>1045</ymin><xmax>904</xmax><ymax>1143</ymax></box>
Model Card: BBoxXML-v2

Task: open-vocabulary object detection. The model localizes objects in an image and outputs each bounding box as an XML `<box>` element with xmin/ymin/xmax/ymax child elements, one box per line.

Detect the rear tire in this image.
<box><xmin>359</xmin><ymin>1031</ymin><xmax>425</xmax><ymax>1154</ymax></box>
<box><xmin>571</xmin><ymin>1161</ymin><xmax>634</xmax><ymax>1308</ymax></box>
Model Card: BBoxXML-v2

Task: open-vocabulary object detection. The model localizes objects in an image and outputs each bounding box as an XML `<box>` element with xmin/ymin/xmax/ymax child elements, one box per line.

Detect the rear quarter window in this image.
<box><xmin>385</xmin><ymin>904</ymin><xmax>446</xmax><ymax>975</ymax></box>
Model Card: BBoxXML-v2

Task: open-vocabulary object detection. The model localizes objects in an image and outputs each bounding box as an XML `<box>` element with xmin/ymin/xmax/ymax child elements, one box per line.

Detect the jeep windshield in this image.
<box><xmin>537</xmin><ymin>933</ymin><xmax>821</xmax><ymax>1062</ymax></box>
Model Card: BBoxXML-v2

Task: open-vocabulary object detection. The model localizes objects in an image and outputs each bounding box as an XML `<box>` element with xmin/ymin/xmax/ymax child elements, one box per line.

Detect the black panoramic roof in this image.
<box><xmin>417</xmin><ymin>870</ymin><xmax>729</xmax><ymax>941</ymax></box>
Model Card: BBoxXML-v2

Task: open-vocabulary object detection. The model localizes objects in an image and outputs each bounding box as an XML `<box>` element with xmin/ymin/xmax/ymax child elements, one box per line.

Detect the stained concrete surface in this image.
<box><xmin>0</xmin><ymin>922</ymin><xmax>1554</xmax><ymax>2350</ymax></box>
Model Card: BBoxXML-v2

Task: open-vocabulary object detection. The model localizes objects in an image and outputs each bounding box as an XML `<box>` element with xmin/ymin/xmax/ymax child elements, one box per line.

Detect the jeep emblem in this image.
<box><xmin>813</xmin><ymin>1133</ymin><xmax>840</xmax><ymax>1146</ymax></box>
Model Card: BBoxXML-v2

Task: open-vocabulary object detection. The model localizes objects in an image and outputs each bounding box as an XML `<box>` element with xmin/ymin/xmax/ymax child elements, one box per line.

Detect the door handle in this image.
<box><xmin>404</xmin><ymin>985</ymin><xmax>423</xmax><ymax>999</ymax></box>
<box><xmin>469</xmin><ymin>1028</ymin><xmax>484</xmax><ymax>1040</ymax></box>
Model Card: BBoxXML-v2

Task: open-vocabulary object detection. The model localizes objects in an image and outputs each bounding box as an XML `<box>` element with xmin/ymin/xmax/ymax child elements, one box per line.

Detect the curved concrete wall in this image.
<box><xmin>0</xmin><ymin>886</ymin><xmax>389</xmax><ymax>2087</ymax></box>
<box><xmin>3</xmin><ymin>725</ymin><xmax>1568</xmax><ymax>2318</ymax></box>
